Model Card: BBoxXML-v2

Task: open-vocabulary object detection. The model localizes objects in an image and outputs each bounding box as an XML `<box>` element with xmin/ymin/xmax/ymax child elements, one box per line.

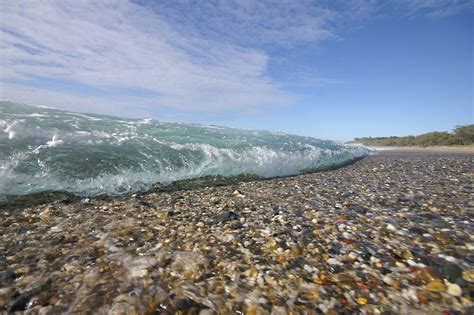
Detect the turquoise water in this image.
<box><xmin>0</xmin><ymin>101</ymin><xmax>373</xmax><ymax>198</ymax></box>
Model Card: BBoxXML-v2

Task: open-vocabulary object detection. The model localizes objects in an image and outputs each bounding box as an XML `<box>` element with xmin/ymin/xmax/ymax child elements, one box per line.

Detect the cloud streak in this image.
<box><xmin>140</xmin><ymin>0</ymin><xmax>337</xmax><ymax>47</ymax></box>
<box><xmin>0</xmin><ymin>0</ymin><xmax>471</xmax><ymax>118</ymax></box>
<box><xmin>0</xmin><ymin>0</ymin><xmax>296</xmax><ymax>115</ymax></box>
<box><xmin>400</xmin><ymin>0</ymin><xmax>473</xmax><ymax>17</ymax></box>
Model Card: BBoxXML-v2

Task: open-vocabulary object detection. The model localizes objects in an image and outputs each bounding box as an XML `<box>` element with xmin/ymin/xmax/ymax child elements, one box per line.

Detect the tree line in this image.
<box><xmin>350</xmin><ymin>125</ymin><xmax>474</xmax><ymax>147</ymax></box>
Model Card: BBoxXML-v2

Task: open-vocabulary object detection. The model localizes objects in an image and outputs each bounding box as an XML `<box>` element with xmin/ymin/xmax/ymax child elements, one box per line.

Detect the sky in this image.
<box><xmin>0</xmin><ymin>0</ymin><xmax>472</xmax><ymax>141</ymax></box>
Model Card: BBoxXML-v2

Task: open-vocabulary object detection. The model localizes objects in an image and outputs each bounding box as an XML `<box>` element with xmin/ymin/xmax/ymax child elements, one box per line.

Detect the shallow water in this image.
<box><xmin>0</xmin><ymin>101</ymin><xmax>373</xmax><ymax>198</ymax></box>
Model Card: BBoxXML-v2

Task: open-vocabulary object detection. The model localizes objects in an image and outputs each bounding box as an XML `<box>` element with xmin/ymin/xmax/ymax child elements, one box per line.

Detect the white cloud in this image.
<box><xmin>0</xmin><ymin>0</ymin><xmax>470</xmax><ymax>118</ymax></box>
<box><xmin>144</xmin><ymin>0</ymin><xmax>337</xmax><ymax>47</ymax></box>
<box><xmin>0</xmin><ymin>0</ymin><xmax>296</xmax><ymax>115</ymax></box>
<box><xmin>0</xmin><ymin>83</ymin><xmax>154</xmax><ymax>118</ymax></box>
<box><xmin>396</xmin><ymin>0</ymin><xmax>473</xmax><ymax>17</ymax></box>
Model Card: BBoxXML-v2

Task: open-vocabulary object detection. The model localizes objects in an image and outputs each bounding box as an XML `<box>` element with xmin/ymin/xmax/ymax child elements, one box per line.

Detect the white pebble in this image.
<box><xmin>396</xmin><ymin>230</ymin><xmax>408</xmax><ymax>236</ymax></box>
<box><xmin>348</xmin><ymin>252</ymin><xmax>358</xmax><ymax>260</ymax></box>
<box><xmin>447</xmin><ymin>283</ymin><xmax>462</xmax><ymax>297</ymax></box>
<box><xmin>406</xmin><ymin>259</ymin><xmax>417</xmax><ymax>266</ymax></box>
<box><xmin>386</xmin><ymin>223</ymin><xmax>397</xmax><ymax>232</ymax></box>
<box><xmin>383</xmin><ymin>276</ymin><xmax>394</xmax><ymax>285</ymax></box>
<box><xmin>342</xmin><ymin>232</ymin><xmax>352</xmax><ymax>239</ymax></box>
<box><xmin>327</xmin><ymin>258</ymin><xmax>342</xmax><ymax>265</ymax></box>
<box><xmin>50</xmin><ymin>226</ymin><xmax>62</xmax><ymax>233</ymax></box>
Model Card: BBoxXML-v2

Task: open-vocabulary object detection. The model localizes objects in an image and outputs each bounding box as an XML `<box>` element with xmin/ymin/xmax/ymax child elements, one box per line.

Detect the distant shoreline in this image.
<box><xmin>367</xmin><ymin>145</ymin><xmax>474</xmax><ymax>153</ymax></box>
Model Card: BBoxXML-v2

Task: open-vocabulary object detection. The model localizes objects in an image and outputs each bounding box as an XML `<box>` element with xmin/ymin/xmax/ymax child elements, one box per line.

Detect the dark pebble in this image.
<box><xmin>432</xmin><ymin>219</ymin><xmax>450</xmax><ymax>228</ymax></box>
<box><xmin>175</xmin><ymin>298</ymin><xmax>201</xmax><ymax>311</ymax></box>
<box><xmin>408</xmin><ymin>227</ymin><xmax>428</xmax><ymax>235</ymax></box>
<box><xmin>443</xmin><ymin>263</ymin><xmax>463</xmax><ymax>282</ymax></box>
<box><xmin>8</xmin><ymin>290</ymin><xmax>36</xmax><ymax>312</ymax></box>
<box><xmin>0</xmin><ymin>269</ymin><xmax>16</xmax><ymax>287</ymax></box>
<box><xmin>214</xmin><ymin>211</ymin><xmax>239</xmax><ymax>223</ymax></box>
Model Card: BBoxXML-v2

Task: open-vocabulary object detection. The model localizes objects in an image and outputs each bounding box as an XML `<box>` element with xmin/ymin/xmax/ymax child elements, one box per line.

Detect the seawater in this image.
<box><xmin>0</xmin><ymin>101</ymin><xmax>373</xmax><ymax>199</ymax></box>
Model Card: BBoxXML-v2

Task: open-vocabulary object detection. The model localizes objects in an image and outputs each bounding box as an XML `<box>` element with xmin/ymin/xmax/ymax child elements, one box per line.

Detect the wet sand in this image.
<box><xmin>0</xmin><ymin>150</ymin><xmax>473</xmax><ymax>314</ymax></box>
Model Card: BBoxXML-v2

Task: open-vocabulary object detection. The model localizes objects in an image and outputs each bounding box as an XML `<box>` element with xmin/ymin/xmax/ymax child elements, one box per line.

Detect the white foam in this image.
<box><xmin>0</xmin><ymin>101</ymin><xmax>374</xmax><ymax>198</ymax></box>
<box><xmin>4</xmin><ymin>120</ymin><xmax>22</xmax><ymax>139</ymax></box>
<box><xmin>46</xmin><ymin>135</ymin><xmax>64</xmax><ymax>147</ymax></box>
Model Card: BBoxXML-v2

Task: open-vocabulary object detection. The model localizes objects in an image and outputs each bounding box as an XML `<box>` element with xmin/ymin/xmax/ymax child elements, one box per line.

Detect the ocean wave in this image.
<box><xmin>0</xmin><ymin>101</ymin><xmax>374</xmax><ymax>198</ymax></box>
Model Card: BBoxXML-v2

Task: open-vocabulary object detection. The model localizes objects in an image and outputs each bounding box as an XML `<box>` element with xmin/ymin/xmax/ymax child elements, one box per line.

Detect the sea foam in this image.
<box><xmin>0</xmin><ymin>101</ymin><xmax>374</xmax><ymax>198</ymax></box>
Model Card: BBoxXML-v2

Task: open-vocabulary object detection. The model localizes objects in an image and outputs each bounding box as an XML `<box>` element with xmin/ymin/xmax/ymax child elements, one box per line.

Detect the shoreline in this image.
<box><xmin>0</xmin><ymin>156</ymin><xmax>368</xmax><ymax>211</ymax></box>
<box><xmin>0</xmin><ymin>151</ymin><xmax>473</xmax><ymax>313</ymax></box>
<box><xmin>369</xmin><ymin>145</ymin><xmax>474</xmax><ymax>154</ymax></box>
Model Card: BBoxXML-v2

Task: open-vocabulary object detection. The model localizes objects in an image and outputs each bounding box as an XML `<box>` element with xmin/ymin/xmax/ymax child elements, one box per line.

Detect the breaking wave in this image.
<box><xmin>0</xmin><ymin>101</ymin><xmax>373</xmax><ymax>198</ymax></box>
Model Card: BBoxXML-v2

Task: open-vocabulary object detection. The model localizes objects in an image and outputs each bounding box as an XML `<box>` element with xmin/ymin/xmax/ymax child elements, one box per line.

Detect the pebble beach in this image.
<box><xmin>0</xmin><ymin>150</ymin><xmax>473</xmax><ymax>314</ymax></box>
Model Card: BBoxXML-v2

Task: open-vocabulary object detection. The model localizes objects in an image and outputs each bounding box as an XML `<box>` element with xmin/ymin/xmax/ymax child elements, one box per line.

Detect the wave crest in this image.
<box><xmin>0</xmin><ymin>102</ymin><xmax>374</xmax><ymax>198</ymax></box>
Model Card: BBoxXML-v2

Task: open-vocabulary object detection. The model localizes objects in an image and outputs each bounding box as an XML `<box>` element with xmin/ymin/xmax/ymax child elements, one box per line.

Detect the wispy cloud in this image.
<box><xmin>140</xmin><ymin>0</ymin><xmax>337</xmax><ymax>47</ymax></box>
<box><xmin>400</xmin><ymin>0</ymin><xmax>473</xmax><ymax>17</ymax></box>
<box><xmin>0</xmin><ymin>0</ymin><xmax>471</xmax><ymax>119</ymax></box>
<box><xmin>0</xmin><ymin>0</ymin><xmax>299</xmax><ymax>115</ymax></box>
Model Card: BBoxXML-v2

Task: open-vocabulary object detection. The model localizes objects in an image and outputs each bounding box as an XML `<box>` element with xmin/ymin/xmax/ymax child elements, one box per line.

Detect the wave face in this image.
<box><xmin>0</xmin><ymin>101</ymin><xmax>373</xmax><ymax>198</ymax></box>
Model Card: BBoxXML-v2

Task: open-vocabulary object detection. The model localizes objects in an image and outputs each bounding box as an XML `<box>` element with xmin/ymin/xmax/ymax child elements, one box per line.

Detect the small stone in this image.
<box><xmin>417</xmin><ymin>290</ymin><xmax>428</xmax><ymax>304</ymax></box>
<box><xmin>0</xmin><ymin>270</ymin><xmax>16</xmax><ymax>287</ymax></box>
<box><xmin>39</xmin><ymin>209</ymin><xmax>51</xmax><ymax>219</ymax></box>
<box><xmin>37</xmin><ymin>306</ymin><xmax>54</xmax><ymax>315</ymax></box>
<box><xmin>327</xmin><ymin>258</ymin><xmax>341</xmax><ymax>265</ymax></box>
<box><xmin>356</xmin><ymin>297</ymin><xmax>368</xmax><ymax>305</ymax></box>
<box><xmin>348</xmin><ymin>252</ymin><xmax>358</xmax><ymax>260</ymax></box>
<box><xmin>271</xmin><ymin>306</ymin><xmax>288</xmax><ymax>315</ymax></box>
<box><xmin>408</xmin><ymin>227</ymin><xmax>428</xmax><ymax>235</ymax></box>
<box><xmin>290</xmin><ymin>244</ymin><xmax>301</xmax><ymax>256</ymax></box>
<box><xmin>446</xmin><ymin>283</ymin><xmax>462</xmax><ymax>297</ymax></box>
<box><xmin>245</xmin><ymin>305</ymin><xmax>259</xmax><ymax>315</ymax></box>
<box><xmin>214</xmin><ymin>211</ymin><xmax>239</xmax><ymax>223</ymax></box>
<box><xmin>382</xmin><ymin>276</ymin><xmax>394</xmax><ymax>286</ymax></box>
<box><xmin>426</xmin><ymin>281</ymin><xmax>446</xmax><ymax>292</ymax></box>
<box><xmin>395</xmin><ymin>261</ymin><xmax>406</xmax><ymax>268</ymax></box>
<box><xmin>386</xmin><ymin>223</ymin><xmax>397</xmax><ymax>232</ymax></box>
<box><xmin>443</xmin><ymin>263</ymin><xmax>463</xmax><ymax>282</ymax></box>
<box><xmin>108</xmin><ymin>302</ymin><xmax>138</xmax><ymax>315</ymax></box>
<box><xmin>462</xmin><ymin>269</ymin><xmax>474</xmax><ymax>282</ymax></box>
<box><xmin>417</xmin><ymin>268</ymin><xmax>442</xmax><ymax>284</ymax></box>
<box><xmin>50</xmin><ymin>225</ymin><xmax>62</xmax><ymax>233</ymax></box>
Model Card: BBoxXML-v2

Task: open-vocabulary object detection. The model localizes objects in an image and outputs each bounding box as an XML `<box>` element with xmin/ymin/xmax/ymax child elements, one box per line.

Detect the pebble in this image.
<box><xmin>442</xmin><ymin>263</ymin><xmax>463</xmax><ymax>282</ymax></box>
<box><xmin>427</xmin><ymin>281</ymin><xmax>446</xmax><ymax>292</ymax></box>
<box><xmin>0</xmin><ymin>152</ymin><xmax>471</xmax><ymax>314</ymax></box>
<box><xmin>382</xmin><ymin>276</ymin><xmax>394</xmax><ymax>286</ymax></box>
<box><xmin>446</xmin><ymin>283</ymin><xmax>462</xmax><ymax>297</ymax></box>
<box><xmin>386</xmin><ymin>223</ymin><xmax>397</xmax><ymax>232</ymax></box>
<box><xmin>327</xmin><ymin>258</ymin><xmax>341</xmax><ymax>265</ymax></box>
<box><xmin>356</xmin><ymin>297</ymin><xmax>368</xmax><ymax>305</ymax></box>
<box><xmin>462</xmin><ymin>269</ymin><xmax>474</xmax><ymax>283</ymax></box>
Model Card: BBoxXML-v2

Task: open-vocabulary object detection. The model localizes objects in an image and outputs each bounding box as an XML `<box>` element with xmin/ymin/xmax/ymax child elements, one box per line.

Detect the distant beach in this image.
<box><xmin>370</xmin><ymin>146</ymin><xmax>474</xmax><ymax>154</ymax></box>
<box><xmin>1</xmin><ymin>150</ymin><xmax>472</xmax><ymax>314</ymax></box>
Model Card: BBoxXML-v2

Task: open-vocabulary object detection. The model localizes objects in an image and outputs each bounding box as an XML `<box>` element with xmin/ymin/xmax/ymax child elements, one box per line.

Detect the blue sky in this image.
<box><xmin>0</xmin><ymin>0</ymin><xmax>472</xmax><ymax>140</ymax></box>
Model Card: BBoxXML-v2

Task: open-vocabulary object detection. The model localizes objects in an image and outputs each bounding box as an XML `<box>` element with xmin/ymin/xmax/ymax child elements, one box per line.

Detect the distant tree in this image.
<box><xmin>349</xmin><ymin>125</ymin><xmax>474</xmax><ymax>147</ymax></box>
<box><xmin>453</xmin><ymin>125</ymin><xmax>474</xmax><ymax>145</ymax></box>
